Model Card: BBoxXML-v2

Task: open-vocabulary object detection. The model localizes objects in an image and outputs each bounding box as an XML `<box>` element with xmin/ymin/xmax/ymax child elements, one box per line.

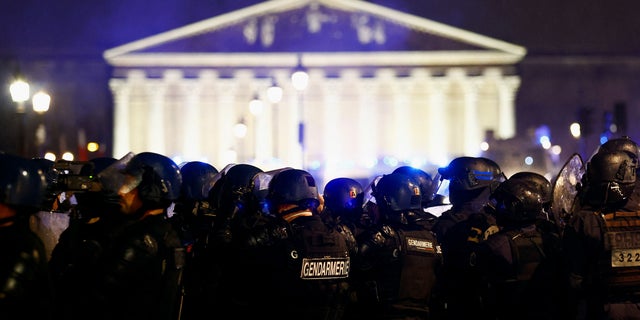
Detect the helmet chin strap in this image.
<box><xmin>280</xmin><ymin>206</ymin><xmax>312</xmax><ymax>222</ymax></box>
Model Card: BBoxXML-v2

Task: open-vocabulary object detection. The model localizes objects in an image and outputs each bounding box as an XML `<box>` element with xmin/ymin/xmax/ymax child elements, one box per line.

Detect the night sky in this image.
<box><xmin>3</xmin><ymin>0</ymin><xmax>640</xmax><ymax>57</ymax></box>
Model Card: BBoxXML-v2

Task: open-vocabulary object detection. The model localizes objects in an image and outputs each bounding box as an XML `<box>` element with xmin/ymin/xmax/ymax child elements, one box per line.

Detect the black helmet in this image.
<box><xmin>508</xmin><ymin>172</ymin><xmax>552</xmax><ymax>205</ymax></box>
<box><xmin>491</xmin><ymin>177</ymin><xmax>544</xmax><ymax>224</ymax></box>
<box><xmin>266</xmin><ymin>168</ymin><xmax>319</xmax><ymax>215</ymax></box>
<box><xmin>595</xmin><ymin>136</ymin><xmax>639</xmax><ymax>169</ymax></box>
<box><xmin>373</xmin><ymin>172</ymin><xmax>422</xmax><ymax>215</ymax></box>
<box><xmin>122</xmin><ymin>152</ymin><xmax>182</xmax><ymax>203</ymax></box>
<box><xmin>1</xmin><ymin>153</ymin><xmax>46</xmax><ymax>209</ymax></box>
<box><xmin>323</xmin><ymin>177</ymin><xmax>364</xmax><ymax>221</ymax></box>
<box><xmin>251</xmin><ymin>167</ymin><xmax>293</xmax><ymax>217</ymax></box>
<box><xmin>438</xmin><ymin>156</ymin><xmax>505</xmax><ymax>191</ymax></box>
<box><xmin>584</xmin><ymin>150</ymin><xmax>636</xmax><ymax>207</ymax></box>
<box><xmin>179</xmin><ymin>161</ymin><xmax>219</xmax><ymax>201</ymax></box>
<box><xmin>216</xmin><ymin>164</ymin><xmax>263</xmax><ymax>216</ymax></box>
<box><xmin>392</xmin><ymin>165</ymin><xmax>438</xmax><ymax>205</ymax></box>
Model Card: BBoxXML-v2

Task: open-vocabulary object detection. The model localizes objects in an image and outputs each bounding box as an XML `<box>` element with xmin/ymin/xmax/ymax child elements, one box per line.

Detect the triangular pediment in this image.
<box><xmin>104</xmin><ymin>0</ymin><xmax>525</xmax><ymax>67</ymax></box>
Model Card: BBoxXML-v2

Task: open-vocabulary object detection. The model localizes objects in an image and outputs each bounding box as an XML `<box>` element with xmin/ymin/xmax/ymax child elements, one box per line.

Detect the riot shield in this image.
<box><xmin>97</xmin><ymin>152</ymin><xmax>135</xmax><ymax>194</ymax></box>
<box><xmin>551</xmin><ymin>152</ymin><xmax>585</xmax><ymax>226</ymax></box>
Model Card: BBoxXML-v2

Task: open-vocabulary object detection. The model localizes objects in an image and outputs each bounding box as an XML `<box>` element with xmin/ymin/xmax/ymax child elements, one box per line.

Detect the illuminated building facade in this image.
<box><xmin>104</xmin><ymin>0</ymin><xmax>525</xmax><ymax>183</ymax></box>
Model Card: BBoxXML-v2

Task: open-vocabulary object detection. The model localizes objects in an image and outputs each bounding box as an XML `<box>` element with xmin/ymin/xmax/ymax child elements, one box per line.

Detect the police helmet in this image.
<box><xmin>509</xmin><ymin>171</ymin><xmax>552</xmax><ymax>205</ymax></box>
<box><xmin>179</xmin><ymin>161</ymin><xmax>219</xmax><ymax>201</ymax></box>
<box><xmin>323</xmin><ymin>177</ymin><xmax>364</xmax><ymax>221</ymax></box>
<box><xmin>491</xmin><ymin>177</ymin><xmax>544</xmax><ymax>223</ymax></box>
<box><xmin>121</xmin><ymin>152</ymin><xmax>182</xmax><ymax>203</ymax></box>
<box><xmin>373</xmin><ymin>172</ymin><xmax>422</xmax><ymax>215</ymax></box>
<box><xmin>584</xmin><ymin>150</ymin><xmax>636</xmax><ymax>206</ymax></box>
<box><xmin>438</xmin><ymin>156</ymin><xmax>505</xmax><ymax>191</ymax></box>
<box><xmin>217</xmin><ymin>164</ymin><xmax>263</xmax><ymax>216</ymax></box>
<box><xmin>266</xmin><ymin>168</ymin><xmax>320</xmax><ymax>215</ymax></box>
<box><xmin>251</xmin><ymin>167</ymin><xmax>293</xmax><ymax>217</ymax></box>
<box><xmin>595</xmin><ymin>136</ymin><xmax>639</xmax><ymax>169</ymax></box>
<box><xmin>0</xmin><ymin>153</ymin><xmax>47</xmax><ymax>209</ymax></box>
<box><xmin>392</xmin><ymin>165</ymin><xmax>438</xmax><ymax>205</ymax></box>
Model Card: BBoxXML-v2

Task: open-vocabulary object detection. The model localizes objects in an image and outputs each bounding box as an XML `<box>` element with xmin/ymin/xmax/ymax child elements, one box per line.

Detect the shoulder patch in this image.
<box><xmin>300</xmin><ymin>257</ymin><xmax>350</xmax><ymax>279</ymax></box>
<box><xmin>405</xmin><ymin>236</ymin><xmax>435</xmax><ymax>253</ymax></box>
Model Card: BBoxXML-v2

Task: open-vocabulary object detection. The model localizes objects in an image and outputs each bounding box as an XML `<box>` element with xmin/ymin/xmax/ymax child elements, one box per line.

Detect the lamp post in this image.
<box><xmin>267</xmin><ymin>79</ymin><xmax>283</xmax><ymax>160</ymax></box>
<box><xmin>10</xmin><ymin>79</ymin><xmax>30</xmax><ymax>156</ymax></box>
<box><xmin>10</xmin><ymin>79</ymin><xmax>51</xmax><ymax>157</ymax></box>
<box><xmin>291</xmin><ymin>62</ymin><xmax>309</xmax><ymax>169</ymax></box>
<box><xmin>32</xmin><ymin>91</ymin><xmax>51</xmax><ymax>157</ymax></box>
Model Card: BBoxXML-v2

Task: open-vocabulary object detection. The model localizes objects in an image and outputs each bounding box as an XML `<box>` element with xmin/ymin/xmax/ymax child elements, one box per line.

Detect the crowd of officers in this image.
<box><xmin>1</xmin><ymin>135</ymin><xmax>640</xmax><ymax>319</ymax></box>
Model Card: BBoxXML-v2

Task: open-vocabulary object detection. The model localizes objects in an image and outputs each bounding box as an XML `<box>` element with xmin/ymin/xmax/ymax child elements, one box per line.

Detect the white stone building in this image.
<box><xmin>103</xmin><ymin>0</ymin><xmax>525</xmax><ymax>184</ymax></box>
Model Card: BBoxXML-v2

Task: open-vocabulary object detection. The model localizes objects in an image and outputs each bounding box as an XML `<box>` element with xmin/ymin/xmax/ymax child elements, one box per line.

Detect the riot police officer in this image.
<box><xmin>173</xmin><ymin>160</ymin><xmax>218</xmax><ymax>320</ymax></box>
<box><xmin>431</xmin><ymin>156</ymin><xmax>505</xmax><ymax>319</ymax></box>
<box><xmin>508</xmin><ymin>171</ymin><xmax>561</xmax><ymax>234</ymax></box>
<box><xmin>48</xmin><ymin>156</ymin><xmax>121</xmax><ymax>320</ymax></box>
<box><xmin>0</xmin><ymin>152</ymin><xmax>54</xmax><ymax>320</ymax></box>
<box><xmin>322</xmin><ymin>177</ymin><xmax>365</xmax><ymax>252</ymax></box>
<box><xmin>243</xmin><ymin>168</ymin><xmax>351</xmax><ymax>320</ymax></box>
<box><xmin>564</xmin><ymin>149</ymin><xmax>640</xmax><ymax>319</ymax></box>
<box><xmin>95</xmin><ymin>152</ymin><xmax>185</xmax><ymax>320</ymax></box>
<box><xmin>174</xmin><ymin>160</ymin><xmax>218</xmax><ymax>249</ymax></box>
<box><xmin>476</xmin><ymin>174</ymin><xmax>566</xmax><ymax>319</ymax></box>
<box><xmin>593</xmin><ymin>135</ymin><xmax>640</xmax><ymax>212</ymax></box>
<box><xmin>205</xmin><ymin>163</ymin><xmax>268</xmax><ymax>316</ymax></box>
<box><xmin>354</xmin><ymin>172</ymin><xmax>442</xmax><ymax>319</ymax></box>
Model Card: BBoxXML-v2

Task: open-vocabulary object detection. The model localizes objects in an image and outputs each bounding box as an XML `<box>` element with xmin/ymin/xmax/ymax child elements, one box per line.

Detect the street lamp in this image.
<box><xmin>9</xmin><ymin>79</ymin><xmax>51</xmax><ymax>157</ymax></box>
<box><xmin>10</xmin><ymin>80</ymin><xmax>30</xmax><ymax>112</ymax></box>
<box><xmin>32</xmin><ymin>91</ymin><xmax>51</xmax><ymax>157</ymax></box>
<box><xmin>10</xmin><ymin>79</ymin><xmax>30</xmax><ymax>156</ymax></box>
<box><xmin>32</xmin><ymin>91</ymin><xmax>51</xmax><ymax>113</ymax></box>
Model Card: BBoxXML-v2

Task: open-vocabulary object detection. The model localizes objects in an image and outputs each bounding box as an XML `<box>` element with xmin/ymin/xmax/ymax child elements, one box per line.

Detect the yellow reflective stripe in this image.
<box><xmin>605</xmin><ymin>220</ymin><xmax>640</xmax><ymax>228</ymax></box>
<box><xmin>604</xmin><ymin>212</ymin><xmax>640</xmax><ymax>220</ymax></box>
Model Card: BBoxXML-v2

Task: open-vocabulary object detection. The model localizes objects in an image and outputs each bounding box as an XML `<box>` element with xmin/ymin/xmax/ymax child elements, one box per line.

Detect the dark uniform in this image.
<box><xmin>564</xmin><ymin>149</ymin><xmax>640</xmax><ymax>319</ymax></box>
<box><xmin>476</xmin><ymin>174</ymin><xmax>566</xmax><ymax>320</ymax></box>
<box><xmin>48</xmin><ymin>157</ymin><xmax>121</xmax><ymax>320</ymax></box>
<box><xmin>353</xmin><ymin>172</ymin><xmax>442</xmax><ymax>319</ymax></box>
<box><xmin>322</xmin><ymin>177</ymin><xmax>366</xmax><ymax>253</ymax></box>
<box><xmin>204</xmin><ymin>163</ymin><xmax>267</xmax><ymax>316</ymax></box>
<box><xmin>431</xmin><ymin>156</ymin><xmax>504</xmax><ymax>319</ymax></box>
<box><xmin>0</xmin><ymin>153</ymin><xmax>54</xmax><ymax>320</ymax></box>
<box><xmin>171</xmin><ymin>160</ymin><xmax>218</xmax><ymax>320</ymax></box>
<box><xmin>94</xmin><ymin>152</ymin><xmax>185</xmax><ymax>320</ymax></box>
<box><xmin>242</xmin><ymin>168</ymin><xmax>352</xmax><ymax>320</ymax></box>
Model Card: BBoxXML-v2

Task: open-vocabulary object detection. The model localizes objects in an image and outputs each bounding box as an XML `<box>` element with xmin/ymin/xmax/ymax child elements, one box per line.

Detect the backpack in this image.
<box><xmin>394</xmin><ymin>226</ymin><xmax>441</xmax><ymax>305</ymax></box>
<box><xmin>291</xmin><ymin>221</ymin><xmax>351</xmax><ymax>280</ymax></box>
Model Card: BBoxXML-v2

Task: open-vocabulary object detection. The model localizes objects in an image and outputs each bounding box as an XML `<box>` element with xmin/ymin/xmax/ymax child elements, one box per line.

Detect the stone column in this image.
<box><xmin>109</xmin><ymin>77</ymin><xmax>130</xmax><ymax>158</ymax></box>
<box><xmin>498</xmin><ymin>76</ymin><xmax>520</xmax><ymax>139</ymax></box>
<box><xmin>148</xmin><ymin>80</ymin><xmax>166</xmax><ymax>154</ymax></box>
<box><xmin>182</xmin><ymin>79</ymin><xmax>201</xmax><ymax>160</ymax></box>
